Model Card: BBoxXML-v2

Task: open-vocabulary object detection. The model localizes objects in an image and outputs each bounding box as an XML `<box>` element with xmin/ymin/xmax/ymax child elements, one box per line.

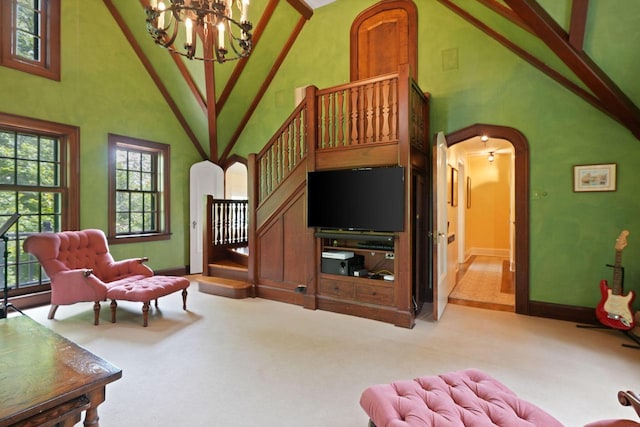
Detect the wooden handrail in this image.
<box><xmin>255</xmin><ymin>99</ymin><xmax>308</xmax><ymax>204</ymax></box>
<box><xmin>315</xmin><ymin>71</ymin><xmax>400</xmax><ymax>96</ymax></box>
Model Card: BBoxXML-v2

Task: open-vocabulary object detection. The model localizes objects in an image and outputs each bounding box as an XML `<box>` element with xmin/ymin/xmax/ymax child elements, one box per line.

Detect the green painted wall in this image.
<box><xmin>1</xmin><ymin>0</ymin><xmax>638</xmax><ymax>312</ymax></box>
<box><xmin>233</xmin><ymin>0</ymin><xmax>640</xmax><ymax>311</ymax></box>
<box><xmin>0</xmin><ymin>0</ymin><xmax>202</xmax><ymax>270</ymax></box>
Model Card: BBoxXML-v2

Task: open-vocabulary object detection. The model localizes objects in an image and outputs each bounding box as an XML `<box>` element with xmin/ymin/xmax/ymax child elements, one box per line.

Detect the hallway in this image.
<box><xmin>449</xmin><ymin>255</ymin><xmax>515</xmax><ymax>312</ymax></box>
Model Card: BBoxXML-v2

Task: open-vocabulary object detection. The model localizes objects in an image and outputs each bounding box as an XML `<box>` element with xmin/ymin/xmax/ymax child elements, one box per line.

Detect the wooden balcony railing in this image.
<box><xmin>208</xmin><ymin>198</ymin><xmax>248</xmax><ymax>246</ymax></box>
<box><xmin>316</xmin><ymin>73</ymin><xmax>399</xmax><ymax>149</ymax></box>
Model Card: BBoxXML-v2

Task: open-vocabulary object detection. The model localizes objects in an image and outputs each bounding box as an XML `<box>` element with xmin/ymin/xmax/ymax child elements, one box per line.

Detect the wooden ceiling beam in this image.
<box><xmin>104</xmin><ymin>0</ymin><xmax>208</xmax><ymax>160</ymax></box>
<box><xmin>138</xmin><ymin>0</ymin><xmax>207</xmax><ymax>114</ymax></box>
<box><xmin>504</xmin><ymin>0</ymin><xmax>640</xmax><ymax>140</ymax></box>
<box><xmin>220</xmin><ymin>16</ymin><xmax>308</xmax><ymax>163</ymax></box>
<box><xmin>286</xmin><ymin>0</ymin><xmax>314</xmax><ymax>20</ymax></box>
<box><xmin>569</xmin><ymin>0</ymin><xmax>589</xmax><ymax>50</ymax></box>
<box><xmin>476</xmin><ymin>0</ymin><xmax>533</xmax><ymax>35</ymax></box>
<box><xmin>217</xmin><ymin>0</ymin><xmax>280</xmax><ymax>112</ymax></box>
<box><xmin>204</xmin><ymin>28</ymin><xmax>219</xmax><ymax>162</ymax></box>
<box><xmin>437</xmin><ymin>0</ymin><xmax>611</xmax><ymax>123</ymax></box>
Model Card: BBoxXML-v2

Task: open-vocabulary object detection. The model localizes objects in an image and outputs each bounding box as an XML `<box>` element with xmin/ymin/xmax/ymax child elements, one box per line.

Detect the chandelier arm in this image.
<box><xmin>145</xmin><ymin>0</ymin><xmax>252</xmax><ymax>64</ymax></box>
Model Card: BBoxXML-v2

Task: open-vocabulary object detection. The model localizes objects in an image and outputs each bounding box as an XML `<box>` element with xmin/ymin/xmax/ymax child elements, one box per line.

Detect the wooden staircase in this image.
<box><xmin>198</xmin><ymin>65</ymin><xmax>430</xmax><ymax>327</ymax></box>
<box><xmin>198</xmin><ymin>247</ymin><xmax>253</xmax><ymax>299</ymax></box>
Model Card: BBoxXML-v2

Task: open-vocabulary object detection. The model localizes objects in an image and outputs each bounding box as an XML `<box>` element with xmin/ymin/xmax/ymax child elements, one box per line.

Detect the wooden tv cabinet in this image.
<box><xmin>315</xmin><ymin>230</ymin><xmax>415</xmax><ymax>328</ymax></box>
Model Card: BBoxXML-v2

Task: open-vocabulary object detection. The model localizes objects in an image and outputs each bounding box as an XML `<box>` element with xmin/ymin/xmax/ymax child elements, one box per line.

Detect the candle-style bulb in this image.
<box><xmin>185</xmin><ymin>18</ymin><xmax>193</xmax><ymax>45</ymax></box>
<box><xmin>241</xmin><ymin>0</ymin><xmax>249</xmax><ymax>23</ymax></box>
<box><xmin>217</xmin><ymin>23</ymin><xmax>225</xmax><ymax>50</ymax></box>
<box><xmin>157</xmin><ymin>2</ymin><xmax>166</xmax><ymax>28</ymax></box>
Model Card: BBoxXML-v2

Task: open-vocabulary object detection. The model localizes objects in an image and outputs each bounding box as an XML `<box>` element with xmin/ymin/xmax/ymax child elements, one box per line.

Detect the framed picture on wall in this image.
<box><xmin>466</xmin><ymin>177</ymin><xmax>471</xmax><ymax>208</ymax></box>
<box><xmin>447</xmin><ymin>164</ymin><xmax>452</xmax><ymax>204</ymax></box>
<box><xmin>573</xmin><ymin>163</ymin><xmax>617</xmax><ymax>192</ymax></box>
<box><xmin>451</xmin><ymin>167</ymin><xmax>458</xmax><ymax>207</ymax></box>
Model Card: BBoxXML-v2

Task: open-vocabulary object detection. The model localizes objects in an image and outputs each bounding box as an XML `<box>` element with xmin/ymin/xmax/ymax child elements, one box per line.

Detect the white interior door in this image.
<box><xmin>189</xmin><ymin>161</ymin><xmax>224</xmax><ymax>274</ymax></box>
<box><xmin>434</xmin><ymin>132</ymin><xmax>450</xmax><ymax>320</ymax></box>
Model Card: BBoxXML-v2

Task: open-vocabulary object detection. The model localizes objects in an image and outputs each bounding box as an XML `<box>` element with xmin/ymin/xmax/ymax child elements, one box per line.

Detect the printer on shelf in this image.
<box><xmin>321</xmin><ymin>250</ymin><xmax>364</xmax><ymax>276</ymax></box>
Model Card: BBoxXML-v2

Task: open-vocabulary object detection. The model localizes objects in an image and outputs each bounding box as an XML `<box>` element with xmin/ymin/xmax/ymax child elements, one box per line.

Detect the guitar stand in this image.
<box><xmin>576</xmin><ymin>324</ymin><xmax>640</xmax><ymax>350</ymax></box>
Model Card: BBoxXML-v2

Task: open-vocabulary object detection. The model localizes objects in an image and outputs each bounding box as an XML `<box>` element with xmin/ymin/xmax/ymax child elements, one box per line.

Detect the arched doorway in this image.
<box><xmin>445</xmin><ymin>124</ymin><xmax>530</xmax><ymax>315</ymax></box>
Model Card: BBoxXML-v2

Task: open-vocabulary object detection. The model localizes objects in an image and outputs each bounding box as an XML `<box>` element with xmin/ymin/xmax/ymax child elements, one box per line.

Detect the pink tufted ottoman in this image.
<box><xmin>106</xmin><ymin>276</ymin><xmax>190</xmax><ymax>327</ymax></box>
<box><xmin>360</xmin><ymin>369</ymin><xmax>563</xmax><ymax>427</ymax></box>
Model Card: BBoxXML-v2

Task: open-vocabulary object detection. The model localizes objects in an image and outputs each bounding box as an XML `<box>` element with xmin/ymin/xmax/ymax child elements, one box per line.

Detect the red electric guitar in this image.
<box><xmin>596</xmin><ymin>230</ymin><xmax>635</xmax><ymax>330</ymax></box>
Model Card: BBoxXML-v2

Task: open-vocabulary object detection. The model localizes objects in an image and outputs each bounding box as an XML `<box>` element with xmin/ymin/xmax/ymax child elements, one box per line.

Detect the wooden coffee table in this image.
<box><xmin>0</xmin><ymin>315</ymin><xmax>122</xmax><ymax>427</ymax></box>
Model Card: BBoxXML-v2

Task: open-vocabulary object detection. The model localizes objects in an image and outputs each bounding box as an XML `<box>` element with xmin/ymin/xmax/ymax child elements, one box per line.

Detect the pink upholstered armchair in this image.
<box><xmin>23</xmin><ymin>229</ymin><xmax>152</xmax><ymax>325</ymax></box>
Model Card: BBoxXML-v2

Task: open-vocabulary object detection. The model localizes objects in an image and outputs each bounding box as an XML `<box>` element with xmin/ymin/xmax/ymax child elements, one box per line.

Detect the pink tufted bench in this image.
<box><xmin>106</xmin><ymin>275</ymin><xmax>190</xmax><ymax>327</ymax></box>
<box><xmin>360</xmin><ymin>369</ymin><xmax>563</xmax><ymax>427</ymax></box>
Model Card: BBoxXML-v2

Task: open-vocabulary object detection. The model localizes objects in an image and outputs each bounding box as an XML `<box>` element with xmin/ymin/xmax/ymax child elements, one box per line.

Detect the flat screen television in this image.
<box><xmin>307</xmin><ymin>167</ymin><xmax>405</xmax><ymax>232</ymax></box>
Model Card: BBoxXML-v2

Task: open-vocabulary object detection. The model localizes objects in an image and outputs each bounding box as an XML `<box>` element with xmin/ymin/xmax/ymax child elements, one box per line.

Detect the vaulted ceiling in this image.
<box><xmin>103</xmin><ymin>0</ymin><xmax>640</xmax><ymax>165</ymax></box>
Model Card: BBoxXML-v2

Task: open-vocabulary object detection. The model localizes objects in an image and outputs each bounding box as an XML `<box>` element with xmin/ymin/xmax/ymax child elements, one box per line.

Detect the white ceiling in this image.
<box><xmin>305</xmin><ymin>0</ymin><xmax>337</xmax><ymax>9</ymax></box>
<box><xmin>455</xmin><ymin>136</ymin><xmax>514</xmax><ymax>157</ymax></box>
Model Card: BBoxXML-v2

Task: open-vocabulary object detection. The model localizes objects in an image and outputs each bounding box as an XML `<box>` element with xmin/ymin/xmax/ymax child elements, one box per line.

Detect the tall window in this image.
<box><xmin>0</xmin><ymin>112</ymin><xmax>79</xmax><ymax>295</ymax></box>
<box><xmin>0</xmin><ymin>0</ymin><xmax>61</xmax><ymax>80</ymax></box>
<box><xmin>108</xmin><ymin>134</ymin><xmax>170</xmax><ymax>243</ymax></box>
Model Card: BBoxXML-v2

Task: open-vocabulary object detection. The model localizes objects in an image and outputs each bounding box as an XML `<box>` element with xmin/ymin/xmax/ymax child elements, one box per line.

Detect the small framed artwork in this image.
<box><xmin>447</xmin><ymin>164</ymin><xmax>452</xmax><ymax>204</ymax></box>
<box><xmin>466</xmin><ymin>177</ymin><xmax>471</xmax><ymax>208</ymax></box>
<box><xmin>573</xmin><ymin>163</ymin><xmax>617</xmax><ymax>192</ymax></box>
<box><xmin>451</xmin><ymin>167</ymin><xmax>458</xmax><ymax>207</ymax></box>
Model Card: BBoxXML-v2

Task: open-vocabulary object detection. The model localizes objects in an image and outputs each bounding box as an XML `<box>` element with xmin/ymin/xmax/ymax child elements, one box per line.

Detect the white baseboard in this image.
<box><xmin>467</xmin><ymin>247</ymin><xmax>509</xmax><ymax>258</ymax></box>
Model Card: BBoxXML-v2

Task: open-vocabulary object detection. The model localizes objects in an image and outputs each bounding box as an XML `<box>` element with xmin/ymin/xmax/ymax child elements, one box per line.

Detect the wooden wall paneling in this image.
<box><xmin>258</xmin><ymin>217</ymin><xmax>284</xmax><ymax>282</ymax></box>
<box><xmin>314</xmin><ymin>144</ymin><xmax>399</xmax><ymax>170</ymax></box>
<box><xmin>282</xmin><ymin>195</ymin><xmax>308</xmax><ymax>286</ymax></box>
<box><xmin>255</xmin><ymin>163</ymin><xmax>306</xmax><ymax>229</ymax></box>
<box><xmin>357</xmin><ymin>9</ymin><xmax>409</xmax><ymax>78</ymax></box>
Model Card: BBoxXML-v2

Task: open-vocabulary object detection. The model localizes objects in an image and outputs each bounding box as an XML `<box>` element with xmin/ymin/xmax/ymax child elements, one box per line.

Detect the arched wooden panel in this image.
<box><xmin>350</xmin><ymin>0</ymin><xmax>418</xmax><ymax>81</ymax></box>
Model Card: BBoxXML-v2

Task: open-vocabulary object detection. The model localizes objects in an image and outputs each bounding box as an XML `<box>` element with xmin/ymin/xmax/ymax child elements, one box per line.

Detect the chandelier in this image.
<box><xmin>145</xmin><ymin>0</ymin><xmax>252</xmax><ymax>63</ymax></box>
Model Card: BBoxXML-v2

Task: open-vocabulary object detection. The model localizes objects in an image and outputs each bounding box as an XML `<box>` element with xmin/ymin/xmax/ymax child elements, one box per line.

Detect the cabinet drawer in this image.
<box><xmin>319</xmin><ymin>278</ymin><xmax>355</xmax><ymax>299</ymax></box>
<box><xmin>356</xmin><ymin>283</ymin><xmax>394</xmax><ymax>306</ymax></box>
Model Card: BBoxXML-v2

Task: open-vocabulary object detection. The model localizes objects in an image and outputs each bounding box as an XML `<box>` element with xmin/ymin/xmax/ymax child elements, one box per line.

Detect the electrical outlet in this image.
<box><xmin>385</xmin><ymin>253</ymin><xmax>395</xmax><ymax>260</ymax></box>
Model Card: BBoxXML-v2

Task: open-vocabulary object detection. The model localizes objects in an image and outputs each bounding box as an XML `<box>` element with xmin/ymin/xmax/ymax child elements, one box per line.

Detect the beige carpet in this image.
<box><xmin>450</xmin><ymin>256</ymin><xmax>515</xmax><ymax>307</ymax></box>
<box><xmin>10</xmin><ymin>280</ymin><xmax>640</xmax><ymax>427</ymax></box>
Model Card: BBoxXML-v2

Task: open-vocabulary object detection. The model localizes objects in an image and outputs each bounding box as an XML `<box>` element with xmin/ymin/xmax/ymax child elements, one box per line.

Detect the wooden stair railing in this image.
<box><xmin>254</xmin><ymin>96</ymin><xmax>310</xmax><ymax>205</ymax></box>
<box><xmin>251</xmin><ymin>66</ymin><xmax>426</xmax><ymax>207</ymax></box>
<box><xmin>203</xmin><ymin>197</ymin><xmax>249</xmax><ymax>269</ymax></box>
